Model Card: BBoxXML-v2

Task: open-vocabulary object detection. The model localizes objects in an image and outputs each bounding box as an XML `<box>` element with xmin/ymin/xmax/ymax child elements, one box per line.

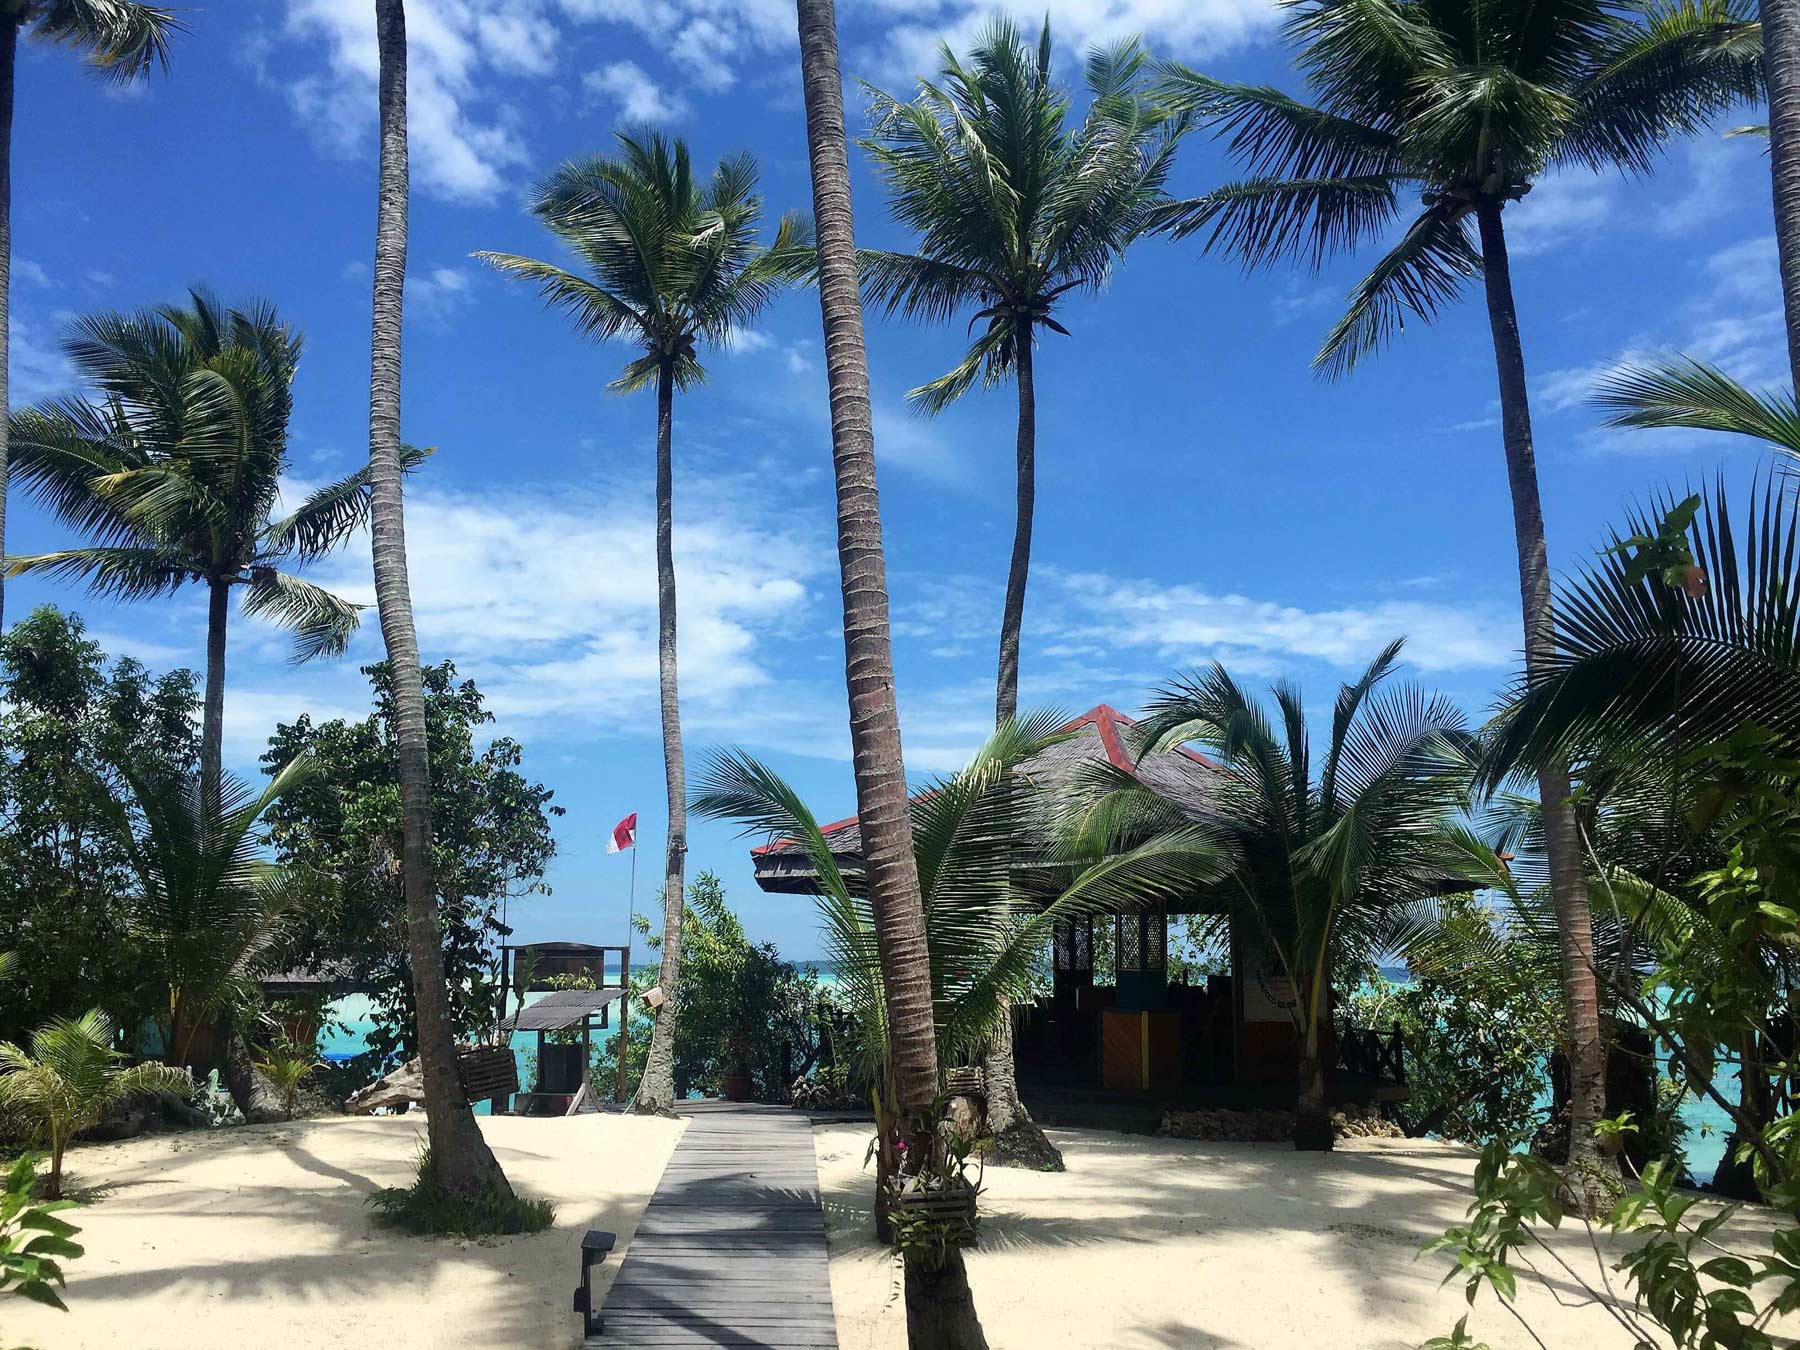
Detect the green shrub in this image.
<box><xmin>1</xmin><ymin>1153</ymin><xmax>83</xmax><ymax>1312</ymax></box>
<box><xmin>367</xmin><ymin>1146</ymin><xmax>555</xmax><ymax>1238</ymax></box>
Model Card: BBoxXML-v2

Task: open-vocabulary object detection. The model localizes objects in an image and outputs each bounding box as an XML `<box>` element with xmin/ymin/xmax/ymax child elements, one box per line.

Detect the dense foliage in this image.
<box><xmin>0</xmin><ymin>1152</ymin><xmax>83</xmax><ymax>1314</ymax></box>
<box><xmin>1343</xmin><ymin>897</ymin><xmax>1561</xmax><ymax>1147</ymax></box>
<box><xmin>260</xmin><ymin>662</ymin><xmax>561</xmax><ymax>1075</ymax></box>
<box><xmin>0</xmin><ymin>608</ymin><xmax>197</xmax><ymax>1045</ymax></box>
<box><xmin>590</xmin><ymin>873</ymin><xmax>831</xmax><ymax>1103</ymax></box>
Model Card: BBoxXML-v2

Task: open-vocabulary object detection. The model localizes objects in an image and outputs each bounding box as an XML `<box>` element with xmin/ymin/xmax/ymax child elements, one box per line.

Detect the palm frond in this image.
<box><xmin>1315</xmin><ymin>202</ymin><xmax>1481</xmax><ymax>378</ymax></box>
<box><xmin>1593</xmin><ymin>357</ymin><xmax>1800</xmax><ymax>456</ymax></box>
<box><xmin>31</xmin><ymin>0</ymin><xmax>182</xmax><ymax>84</ymax></box>
<box><xmin>239</xmin><ymin>569</ymin><xmax>362</xmax><ymax>664</ymax></box>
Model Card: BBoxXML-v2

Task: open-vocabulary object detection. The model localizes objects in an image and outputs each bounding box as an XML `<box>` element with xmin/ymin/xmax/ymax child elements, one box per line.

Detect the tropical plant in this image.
<box><xmin>0</xmin><ymin>607</ymin><xmax>196</xmax><ymax>1045</ymax></box>
<box><xmin>694</xmin><ymin>714</ymin><xmax>1227</xmax><ymax>1286</ymax></box>
<box><xmin>1595</xmin><ymin>355</ymin><xmax>1799</xmax><ymax>455</ymax></box>
<box><xmin>477</xmin><ymin>132</ymin><xmax>807</xmax><ymax>1116</ymax></box>
<box><xmin>859</xmin><ymin>18</ymin><xmax>1183</xmax><ymax>727</ymax></box>
<box><xmin>0</xmin><ymin>1010</ymin><xmax>189</xmax><ymax>1198</ymax></box>
<box><xmin>259</xmin><ymin>661</ymin><xmax>560</xmax><ymax>1078</ymax></box>
<box><xmin>252</xmin><ymin>1044</ymin><xmax>317</xmax><ymax>1120</ymax></box>
<box><xmin>1130</xmin><ymin>640</ymin><xmax>1473</xmax><ymax>1150</ymax></box>
<box><xmin>1153</xmin><ymin>0</ymin><xmax>1760</xmax><ymax>1193</ymax></box>
<box><xmin>103</xmin><ymin>755</ymin><xmax>314</xmax><ymax>1072</ymax></box>
<box><xmin>364</xmin><ymin>0</ymin><xmax>510</xmax><ymax>1204</ymax></box>
<box><xmin>5</xmin><ymin>292</ymin><xmax>371</xmax><ymax>799</ymax></box>
<box><xmin>859</xmin><ymin>21</ymin><xmax>1185</xmax><ymax>1165</ymax></box>
<box><xmin>0</xmin><ymin>0</ymin><xmax>182</xmax><ymax>633</ymax></box>
<box><xmin>367</xmin><ymin>1142</ymin><xmax>554</xmax><ymax>1238</ymax></box>
<box><xmin>1763</xmin><ymin>0</ymin><xmax>1800</xmax><ymax>384</ymax></box>
<box><xmin>793</xmin><ymin>0</ymin><xmax>972</xmax><ymax>1339</ymax></box>
<box><xmin>0</xmin><ymin>1151</ymin><xmax>82</xmax><ymax>1313</ymax></box>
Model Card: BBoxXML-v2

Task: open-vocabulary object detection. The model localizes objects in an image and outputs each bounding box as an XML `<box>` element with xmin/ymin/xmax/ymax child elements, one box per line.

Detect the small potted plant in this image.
<box><xmin>721</xmin><ymin>1029</ymin><xmax>755</xmax><ymax>1102</ymax></box>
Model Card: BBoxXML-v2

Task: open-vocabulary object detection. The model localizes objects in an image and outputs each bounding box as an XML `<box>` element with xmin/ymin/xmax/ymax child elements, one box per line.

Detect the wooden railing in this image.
<box><xmin>1337</xmin><ymin>1022</ymin><xmax>1406</xmax><ymax>1085</ymax></box>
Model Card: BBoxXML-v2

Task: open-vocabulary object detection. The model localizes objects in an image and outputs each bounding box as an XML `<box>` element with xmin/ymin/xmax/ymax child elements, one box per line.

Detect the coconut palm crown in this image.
<box><xmin>4</xmin><ymin>292</ymin><xmax>376</xmax><ymax>790</ymax></box>
<box><xmin>5</xmin><ymin>0</ymin><xmax>178</xmax><ymax>78</ymax></box>
<box><xmin>858</xmin><ymin>19</ymin><xmax>1185</xmax><ymax>411</ymax></box>
<box><xmin>475</xmin><ymin>130</ymin><xmax>811</xmax><ymax>394</ymax></box>
<box><xmin>1129</xmin><ymin>640</ymin><xmax>1473</xmax><ymax>1150</ymax></box>
<box><xmin>1153</xmin><ymin>0</ymin><xmax>1763</xmax><ymax>374</ymax></box>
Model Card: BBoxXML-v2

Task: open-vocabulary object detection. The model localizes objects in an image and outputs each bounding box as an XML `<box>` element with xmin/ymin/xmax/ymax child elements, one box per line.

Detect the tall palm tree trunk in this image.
<box><xmin>1766</xmin><ymin>0</ymin><xmax>1800</xmax><ymax>385</ymax></box>
<box><xmin>200</xmin><ymin>576</ymin><xmax>228</xmax><ymax>805</ymax></box>
<box><xmin>984</xmin><ymin>322</ymin><xmax>1063</xmax><ymax>1170</ymax></box>
<box><xmin>0</xmin><ymin>19</ymin><xmax>13</xmax><ymax>635</ymax></box>
<box><xmin>1476</xmin><ymin>200</ymin><xmax>1608</xmax><ymax>1203</ymax></box>
<box><xmin>793</xmin><ymin>2</ymin><xmax>987</xmax><ymax>1345</ymax></box>
<box><xmin>994</xmin><ymin>322</ymin><xmax>1034</xmax><ymax>727</ymax></box>
<box><xmin>1294</xmin><ymin>973</ymin><xmax>1332</xmax><ymax>1151</ymax></box>
<box><xmin>637</xmin><ymin>359</ymin><xmax>686</xmax><ymax>1115</ymax></box>
<box><xmin>368</xmin><ymin>0</ymin><xmax>508</xmax><ymax>1198</ymax></box>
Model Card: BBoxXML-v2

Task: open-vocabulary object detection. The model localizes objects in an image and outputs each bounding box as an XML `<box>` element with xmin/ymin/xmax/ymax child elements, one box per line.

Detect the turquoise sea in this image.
<box><xmin>321</xmin><ymin>965</ymin><xmax>1738</xmax><ymax>1180</ymax></box>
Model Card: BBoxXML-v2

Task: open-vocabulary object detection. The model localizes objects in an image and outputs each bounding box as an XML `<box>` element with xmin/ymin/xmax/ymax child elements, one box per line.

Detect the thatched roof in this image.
<box><xmin>749</xmin><ymin>704</ymin><xmax>1224</xmax><ymax>898</ymax></box>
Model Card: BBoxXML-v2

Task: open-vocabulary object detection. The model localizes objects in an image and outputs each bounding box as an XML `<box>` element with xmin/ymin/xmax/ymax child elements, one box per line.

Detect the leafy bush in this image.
<box><xmin>1343</xmin><ymin>896</ymin><xmax>1562</xmax><ymax>1147</ymax></box>
<box><xmin>0</xmin><ymin>1011</ymin><xmax>191</xmax><ymax>1198</ymax></box>
<box><xmin>253</xmin><ymin>1044</ymin><xmax>319</xmax><ymax>1120</ymax></box>
<box><xmin>0</xmin><ymin>1154</ymin><xmax>83</xmax><ymax>1313</ymax></box>
<box><xmin>367</xmin><ymin>1146</ymin><xmax>555</xmax><ymax>1237</ymax></box>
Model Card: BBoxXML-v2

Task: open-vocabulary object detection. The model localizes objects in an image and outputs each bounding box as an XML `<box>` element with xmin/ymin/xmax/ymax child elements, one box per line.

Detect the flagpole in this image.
<box><xmin>617</xmin><ymin>830</ymin><xmax>637</xmax><ymax>1105</ymax></box>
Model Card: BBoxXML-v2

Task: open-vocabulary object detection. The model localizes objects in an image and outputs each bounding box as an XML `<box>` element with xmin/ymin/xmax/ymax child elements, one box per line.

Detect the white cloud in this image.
<box><xmin>559</xmin><ymin>0</ymin><xmax>1281</xmax><ymax>107</ymax></box>
<box><xmin>293</xmin><ymin>472</ymin><xmax>828</xmax><ymax>743</ymax></box>
<box><xmin>14</xmin><ymin>258</ymin><xmax>51</xmax><ymax>288</ymax></box>
<box><xmin>1504</xmin><ymin>169</ymin><xmax>1612</xmax><ymax>257</ymax></box>
<box><xmin>1707</xmin><ymin>236</ymin><xmax>1779</xmax><ymax>304</ymax></box>
<box><xmin>408</xmin><ymin>265</ymin><xmax>477</xmax><ymax>326</ymax></box>
<box><xmin>9</xmin><ymin>315</ymin><xmax>72</xmax><ymax>404</ymax></box>
<box><xmin>1042</xmin><ymin>569</ymin><xmax>1513</xmax><ymax>674</ymax></box>
<box><xmin>277</xmin><ymin>0</ymin><xmax>545</xmax><ymax>202</ymax></box>
<box><xmin>584</xmin><ymin>60</ymin><xmax>690</xmax><ymax>122</ymax></box>
<box><xmin>720</xmin><ymin>326</ymin><xmax>774</xmax><ymax>355</ymax></box>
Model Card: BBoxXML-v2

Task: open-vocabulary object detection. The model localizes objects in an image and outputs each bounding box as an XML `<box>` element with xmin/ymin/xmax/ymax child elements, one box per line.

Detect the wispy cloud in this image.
<box><xmin>584</xmin><ymin>59</ymin><xmax>690</xmax><ymax>122</ymax></box>
<box><xmin>275</xmin><ymin>0</ymin><xmax>547</xmax><ymax>202</ymax></box>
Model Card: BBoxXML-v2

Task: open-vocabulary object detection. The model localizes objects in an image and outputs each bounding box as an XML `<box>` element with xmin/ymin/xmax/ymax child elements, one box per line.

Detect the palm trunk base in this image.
<box><xmin>987</xmin><ymin>1113</ymin><xmax>1065</xmax><ymax>1171</ymax></box>
<box><xmin>904</xmin><ymin>1248</ymin><xmax>990</xmax><ymax>1350</ymax></box>
<box><xmin>1294</xmin><ymin>1055</ymin><xmax>1333</xmax><ymax>1152</ymax></box>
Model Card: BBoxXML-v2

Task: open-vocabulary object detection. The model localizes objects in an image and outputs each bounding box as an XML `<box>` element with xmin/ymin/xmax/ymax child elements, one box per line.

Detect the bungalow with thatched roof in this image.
<box><xmin>748</xmin><ymin>704</ymin><xmax>1408</xmax><ymax>1128</ymax></box>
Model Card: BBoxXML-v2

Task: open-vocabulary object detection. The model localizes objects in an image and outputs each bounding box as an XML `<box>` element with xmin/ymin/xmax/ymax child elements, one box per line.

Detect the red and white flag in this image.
<box><xmin>606</xmin><ymin>812</ymin><xmax>638</xmax><ymax>854</ymax></box>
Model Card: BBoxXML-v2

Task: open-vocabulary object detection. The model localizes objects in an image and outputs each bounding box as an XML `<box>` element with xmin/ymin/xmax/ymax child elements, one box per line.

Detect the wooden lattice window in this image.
<box><xmin>1146</xmin><ymin>908</ymin><xmax>1166</xmax><ymax>971</ymax></box>
<box><xmin>1118</xmin><ymin>912</ymin><xmax>1142</xmax><ymax>971</ymax></box>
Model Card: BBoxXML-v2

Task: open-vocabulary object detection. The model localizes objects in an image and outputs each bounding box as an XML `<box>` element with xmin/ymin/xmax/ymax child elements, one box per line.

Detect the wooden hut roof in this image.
<box><xmin>749</xmin><ymin>704</ymin><xmax>1225</xmax><ymax>897</ymax></box>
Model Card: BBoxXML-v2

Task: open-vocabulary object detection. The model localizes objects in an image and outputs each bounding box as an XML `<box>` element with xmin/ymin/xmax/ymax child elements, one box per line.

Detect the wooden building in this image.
<box><xmin>749</xmin><ymin>704</ymin><xmax>1406</xmax><ymax>1124</ymax></box>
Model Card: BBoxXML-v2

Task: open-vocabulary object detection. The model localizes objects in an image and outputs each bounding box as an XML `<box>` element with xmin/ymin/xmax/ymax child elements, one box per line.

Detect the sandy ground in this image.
<box><xmin>815</xmin><ymin>1123</ymin><xmax>1795</xmax><ymax>1350</ymax></box>
<box><xmin>2</xmin><ymin>1112</ymin><xmax>684</xmax><ymax>1350</ymax></box>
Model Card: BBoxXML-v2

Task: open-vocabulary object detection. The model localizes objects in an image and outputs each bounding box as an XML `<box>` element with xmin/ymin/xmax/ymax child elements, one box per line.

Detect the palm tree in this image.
<box><xmin>476</xmin><ymin>133</ymin><xmax>806</xmax><ymax>1116</ymax></box>
<box><xmin>861</xmin><ymin>29</ymin><xmax>1184</xmax><ymax>1164</ymax></box>
<box><xmin>1764</xmin><ymin>0</ymin><xmax>1800</xmax><ymax>381</ymax></box>
<box><xmin>694</xmin><ymin>719</ymin><xmax>1225</xmax><ymax>1316</ymax></box>
<box><xmin>5</xmin><ymin>293</ymin><xmax>367</xmax><ymax>801</ymax></box>
<box><xmin>1131</xmin><ymin>641</ymin><xmax>1473</xmax><ymax>1149</ymax></box>
<box><xmin>860</xmin><ymin>20</ymin><xmax>1183</xmax><ymax>727</ymax></box>
<box><xmin>0</xmin><ymin>1010</ymin><xmax>189</xmax><ymax>1198</ymax></box>
<box><xmin>793</xmin><ymin>1</ymin><xmax>973</xmax><ymax>1343</ymax></box>
<box><xmin>367</xmin><ymin>0</ymin><xmax>510</xmax><ymax>1202</ymax></box>
<box><xmin>0</xmin><ymin>0</ymin><xmax>181</xmax><ymax>636</ymax></box>
<box><xmin>103</xmin><ymin>757</ymin><xmax>313</xmax><ymax>1077</ymax></box>
<box><xmin>1153</xmin><ymin>0</ymin><xmax>1760</xmax><ymax>1195</ymax></box>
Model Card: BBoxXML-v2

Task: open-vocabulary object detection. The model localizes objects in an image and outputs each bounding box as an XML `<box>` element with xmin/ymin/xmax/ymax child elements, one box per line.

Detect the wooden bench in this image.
<box><xmin>572</xmin><ymin>1229</ymin><xmax>617</xmax><ymax>1336</ymax></box>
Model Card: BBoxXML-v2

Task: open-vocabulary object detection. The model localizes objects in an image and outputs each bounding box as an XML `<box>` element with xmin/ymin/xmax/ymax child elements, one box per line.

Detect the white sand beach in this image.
<box><xmin>1</xmin><ymin>1113</ymin><xmax>685</xmax><ymax>1350</ymax></box>
<box><xmin>815</xmin><ymin>1122</ymin><xmax>1787</xmax><ymax>1350</ymax></box>
<box><xmin>9</xmin><ymin>1113</ymin><xmax>1793</xmax><ymax>1350</ymax></box>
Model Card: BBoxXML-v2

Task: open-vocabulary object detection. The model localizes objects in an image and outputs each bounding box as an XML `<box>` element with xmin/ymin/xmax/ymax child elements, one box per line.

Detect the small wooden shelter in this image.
<box><xmin>495</xmin><ymin>941</ymin><xmax>631</xmax><ymax>1115</ymax></box>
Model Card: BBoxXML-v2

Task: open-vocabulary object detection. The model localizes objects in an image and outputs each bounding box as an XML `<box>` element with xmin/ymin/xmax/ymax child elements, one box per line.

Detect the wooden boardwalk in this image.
<box><xmin>589</xmin><ymin>1100</ymin><xmax>840</xmax><ymax>1348</ymax></box>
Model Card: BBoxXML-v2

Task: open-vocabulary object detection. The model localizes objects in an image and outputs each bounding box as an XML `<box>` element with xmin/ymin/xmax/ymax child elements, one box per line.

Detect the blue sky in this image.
<box><xmin>6</xmin><ymin>0</ymin><xmax>1781</xmax><ymax>958</ymax></box>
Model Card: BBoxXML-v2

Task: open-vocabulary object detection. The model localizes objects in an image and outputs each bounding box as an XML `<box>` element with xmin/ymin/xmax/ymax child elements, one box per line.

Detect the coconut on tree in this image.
<box><xmin>1152</xmin><ymin>0</ymin><xmax>1761</xmax><ymax>1201</ymax></box>
<box><xmin>858</xmin><ymin>17</ymin><xmax>1184</xmax><ymax>1167</ymax></box>
<box><xmin>476</xmin><ymin>131</ymin><xmax>808</xmax><ymax>1115</ymax></box>
<box><xmin>4</xmin><ymin>293</ymin><xmax>370</xmax><ymax>802</ymax></box>
<box><xmin>0</xmin><ymin>0</ymin><xmax>183</xmax><ymax>635</ymax></box>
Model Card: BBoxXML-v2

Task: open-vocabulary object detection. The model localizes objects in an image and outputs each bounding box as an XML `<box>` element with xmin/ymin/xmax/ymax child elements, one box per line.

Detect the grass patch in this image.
<box><xmin>367</xmin><ymin>1147</ymin><xmax>555</xmax><ymax>1237</ymax></box>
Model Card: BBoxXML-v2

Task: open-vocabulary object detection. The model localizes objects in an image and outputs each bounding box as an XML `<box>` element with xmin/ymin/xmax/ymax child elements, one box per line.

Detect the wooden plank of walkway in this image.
<box><xmin>589</xmin><ymin>1100</ymin><xmax>841</xmax><ymax>1349</ymax></box>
